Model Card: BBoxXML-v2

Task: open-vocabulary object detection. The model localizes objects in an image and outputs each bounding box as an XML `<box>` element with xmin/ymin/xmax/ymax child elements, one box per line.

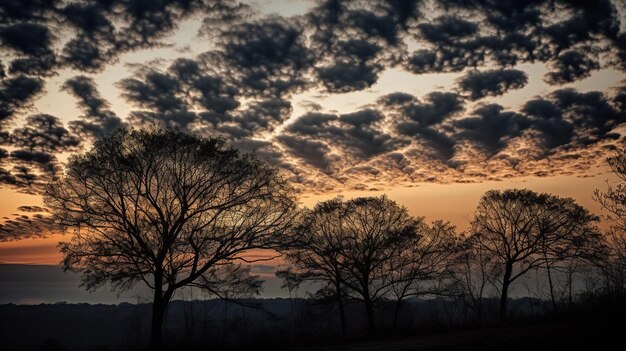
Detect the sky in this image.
<box><xmin>1</xmin><ymin>0</ymin><xmax>626</xmax><ymax>302</ymax></box>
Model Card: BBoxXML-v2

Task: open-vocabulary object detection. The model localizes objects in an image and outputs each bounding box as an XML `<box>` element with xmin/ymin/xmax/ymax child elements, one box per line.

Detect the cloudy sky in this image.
<box><xmin>1</xmin><ymin>0</ymin><xmax>626</xmax><ymax>268</ymax></box>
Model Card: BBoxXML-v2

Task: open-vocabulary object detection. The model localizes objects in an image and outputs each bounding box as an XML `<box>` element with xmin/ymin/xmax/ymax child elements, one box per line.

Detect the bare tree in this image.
<box><xmin>594</xmin><ymin>148</ymin><xmax>626</xmax><ymax>296</ymax></box>
<box><xmin>337</xmin><ymin>196</ymin><xmax>417</xmax><ymax>333</ymax></box>
<box><xmin>386</xmin><ymin>220</ymin><xmax>458</xmax><ymax>329</ymax></box>
<box><xmin>452</xmin><ymin>234</ymin><xmax>501</xmax><ymax>323</ymax></box>
<box><xmin>278</xmin><ymin>198</ymin><xmax>349</xmax><ymax>339</ymax></box>
<box><xmin>539</xmin><ymin>225</ymin><xmax>603</xmax><ymax>312</ymax></box>
<box><xmin>470</xmin><ymin>189</ymin><xmax>599</xmax><ymax>323</ymax></box>
<box><xmin>44</xmin><ymin>129</ymin><xmax>297</xmax><ymax>349</ymax></box>
<box><xmin>280</xmin><ymin>196</ymin><xmax>421</xmax><ymax>334</ymax></box>
<box><xmin>275</xmin><ymin>267</ymin><xmax>309</xmax><ymax>336</ymax></box>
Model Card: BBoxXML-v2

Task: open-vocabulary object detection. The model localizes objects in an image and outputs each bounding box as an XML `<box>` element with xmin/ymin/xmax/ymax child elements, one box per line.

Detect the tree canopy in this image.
<box><xmin>45</xmin><ymin>128</ymin><xmax>297</xmax><ymax>348</ymax></box>
<box><xmin>470</xmin><ymin>189</ymin><xmax>600</xmax><ymax>322</ymax></box>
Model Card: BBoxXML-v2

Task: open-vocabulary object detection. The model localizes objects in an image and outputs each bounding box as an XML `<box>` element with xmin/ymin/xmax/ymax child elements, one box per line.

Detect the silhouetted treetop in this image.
<box><xmin>470</xmin><ymin>188</ymin><xmax>600</xmax><ymax>322</ymax></box>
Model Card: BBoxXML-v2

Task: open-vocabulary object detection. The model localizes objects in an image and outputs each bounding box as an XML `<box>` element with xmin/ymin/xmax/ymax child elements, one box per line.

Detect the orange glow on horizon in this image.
<box><xmin>0</xmin><ymin>172</ymin><xmax>617</xmax><ymax>266</ymax></box>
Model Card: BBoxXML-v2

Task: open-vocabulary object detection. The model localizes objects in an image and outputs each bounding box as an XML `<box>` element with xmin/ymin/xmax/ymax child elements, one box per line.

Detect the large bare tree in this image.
<box><xmin>470</xmin><ymin>189</ymin><xmax>599</xmax><ymax>323</ymax></box>
<box><xmin>44</xmin><ymin>129</ymin><xmax>297</xmax><ymax>349</ymax></box>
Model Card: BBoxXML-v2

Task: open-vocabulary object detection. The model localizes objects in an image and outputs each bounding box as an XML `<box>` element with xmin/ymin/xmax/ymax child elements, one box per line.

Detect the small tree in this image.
<box><xmin>337</xmin><ymin>196</ymin><xmax>417</xmax><ymax>333</ymax></box>
<box><xmin>386</xmin><ymin>220</ymin><xmax>458</xmax><ymax>329</ymax></box>
<box><xmin>278</xmin><ymin>198</ymin><xmax>349</xmax><ymax>339</ymax></box>
<box><xmin>594</xmin><ymin>148</ymin><xmax>626</xmax><ymax>296</ymax></box>
<box><xmin>280</xmin><ymin>196</ymin><xmax>420</xmax><ymax>334</ymax></box>
<box><xmin>453</xmin><ymin>234</ymin><xmax>501</xmax><ymax>323</ymax></box>
<box><xmin>470</xmin><ymin>189</ymin><xmax>599</xmax><ymax>323</ymax></box>
<box><xmin>45</xmin><ymin>129</ymin><xmax>296</xmax><ymax>349</ymax></box>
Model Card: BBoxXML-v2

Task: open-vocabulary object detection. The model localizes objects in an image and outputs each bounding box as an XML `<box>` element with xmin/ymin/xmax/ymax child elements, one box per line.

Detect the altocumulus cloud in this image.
<box><xmin>1</xmin><ymin>0</ymin><xmax>626</xmax><ymax>240</ymax></box>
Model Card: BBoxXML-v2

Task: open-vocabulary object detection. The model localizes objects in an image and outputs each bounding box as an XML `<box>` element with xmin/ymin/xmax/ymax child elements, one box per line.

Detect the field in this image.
<box><xmin>1</xmin><ymin>296</ymin><xmax>622</xmax><ymax>351</ymax></box>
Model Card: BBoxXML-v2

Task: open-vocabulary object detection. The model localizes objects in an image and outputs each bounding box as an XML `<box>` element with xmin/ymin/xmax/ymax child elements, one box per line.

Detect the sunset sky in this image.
<box><xmin>1</xmin><ymin>0</ymin><xmax>626</xmax><ymax>275</ymax></box>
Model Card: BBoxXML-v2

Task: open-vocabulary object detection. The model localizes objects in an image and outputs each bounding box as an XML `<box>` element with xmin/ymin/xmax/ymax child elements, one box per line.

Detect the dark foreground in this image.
<box><xmin>1</xmin><ymin>296</ymin><xmax>622</xmax><ymax>351</ymax></box>
<box><xmin>297</xmin><ymin>322</ymin><xmax>618</xmax><ymax>351</ymax></box>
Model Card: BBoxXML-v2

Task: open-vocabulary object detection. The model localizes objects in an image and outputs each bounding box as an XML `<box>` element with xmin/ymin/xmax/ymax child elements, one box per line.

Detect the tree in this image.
<box><xmin>386</xmin><ymin>220</ymin><xmax>458</xmax><ymax>329</ymax></box>
<box><xmin>278</xmin><ymin>198</ymin><xmax>350</xmax><ymax>339</ymax></box>
<box><xmin>280</xmin><ymin>196</ymin><xmax>420</xmax><ymax>334</ymax></box>
<box><xmin>453</xmin><ymin>234</ymin><xmax>501</xmax><ymax>323</ymax></box>
<box><xmin>44</xmin><ymin>129</ymin><xmax>296</xmax><ymax>349</ymax></box>
<box><xmin>594</xmin><ymin>148</ymin><xmax>626</xmax><ymax>296</ymax></box>
<box><xmin>470</xmin><ymin>189</ymin><xmax>599</xmax><ymax>323</ymax></box>
<box><xmin>337</xmin><ymin>196</ymin><xmax>418</xmax><ymax>333</ymax></box>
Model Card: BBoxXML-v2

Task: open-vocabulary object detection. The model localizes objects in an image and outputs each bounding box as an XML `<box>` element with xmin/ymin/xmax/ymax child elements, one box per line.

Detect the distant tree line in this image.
<box><xmin>44</xmin><ymin>129</ymin><xmax>626</xmax><ymax>350</ymax></box>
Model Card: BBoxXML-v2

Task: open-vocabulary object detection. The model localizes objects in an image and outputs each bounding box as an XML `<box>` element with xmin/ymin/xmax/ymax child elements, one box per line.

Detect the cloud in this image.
<box><xmin>277</xmin><ymin>134</ymin><xmax>335</xmax><ymax>172</ymax></box>
<box><xmin>0</xmin><ymin>1</ymin><xmax>247</xmax><ymax>76</ymax></box>
<box><xmin>0</xmin><ymin>75</ymin><xmax>44</xmax><ymax>127</ymax></box>
<box><xmin>0</xmin><ymin>22</ymin><xmax>52</xmax><ymax>56</ymax></box>
<box><xmin>549</xmin><ymin>88</ymin><xmax>625</xmax><ymax>145</ymax></box>
<box><xmin>9</xmin><ymin>149</ymin><xmax>54</xmax><ymax>165</ymax></box>
<box><xmin>406</xmin><ymin>16</ymin><xmax>497</xmax><ymax>74</ymax></box>
<box><xmin>16</xmin><ymin>205</ymin><xmax>48</xmax><ymax>213</ymax></box>
<box><xmin>0</xmin><ymin>0</ymin><xmax>58</xmax><ymax>22</ymax></box>
<box><xmin>0</xmin><ymin>212</ymin><xmax>54</xmax><ymax>241</ymax></box>
<box><xmin>417</xmin><ymin>15</ymin><xmax>478</xmax><ymax>44</ymax></box>
<box><xmin>454</xmin><ymin>104</ymin><xmax>532</xmax><ymax>156</ymax></box>
<box><xmin>522</xmin><ymin>98</ymin><xmax>574</xmax><ymax>151</ymax></box>
<box><xmin>61</xmin><ymin>76</ymin><xmax>125</xmax><ymax>139</ymax></box>
<box><xmin>61</xmin><ymin>37</ymin><xmax>113</xmax><ymax>73</ymax></box>
<box><xmin>306</xmin><ymin>0</ymin><xmax>420</xmax><ymax>93</ymax></box>
<box><xmin>119</xmin><ymin>68</ymin><xmax>195</xmax><ymax>128</ymax></box>
<box><xmin>11</xmin><ymin>114</ymin><xmax>81</xmax><ymax>155</ymax></box>
<box><xmin>544</xmin><ymin>50</ymin><xmax>600</xmax><ymax>85</ymax></box>
<box><xmin>0</xmin><ymin>114</ymin><xmax>77</xmax><ymax>194</ymax></box>
<box><xmin>542</xmin><ymin>0</ymin><xmax>619</xmax><ymax>51</ymax></box>
<box><xmin>0</xmin><ymin>0</ymin><xmax>625</xmax><ymax>196</ymax></box>
<box><xmin>119</xmin><ymin>58</ymin><xmax>244</xmax><ymax>130</ymax></box>
<box><xmin>380</xmin><ymin>91</ymin><xmax>463</xmax><ymax>162</ymax></box>
<box><xmin>457</xmin><ymin>69</ymin><xmax>528</xmax><ymax>100</ymax></box>
<box><xmin>407</xmin><ymin>0</ymin><xmax>622</xmax><ymax>80</ymax></box>
<box><xmin>614</xmin><ymin>85</ymin><xmax>626</xmax><ymax>111</ymax></box>
<box><xmin>315</xmin><ymin>39</ymin><xmax>384</xmax><ymax>93</ymax></box>
<box><xmin>381</xmin><ymin>91</ymin><xmax>464</xmax><ymax>133</ymax></box>
<box><xmin>336</xmin><ymin>109</ymin><xmax>405</xmax><ymax>158</ymax></box>
<box><xmin>207</xmin><ymin>16</ymin><xmax>314</xmax><ymax>97</ymax></box>
<box><xmin>233</xmin><ymin>97</ymin><xmax>292</xmax><ymax>137</ymax></box>
<box><xmin>281</xmin><ymin>109</ymin><xmax>402</xmax><ymax>170</ymax></box>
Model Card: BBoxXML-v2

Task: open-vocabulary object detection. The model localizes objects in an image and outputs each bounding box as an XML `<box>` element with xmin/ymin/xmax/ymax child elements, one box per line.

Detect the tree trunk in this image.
<box><xmin>151</xmin><ymin>292</ymin><xmax>167</xmax><ymax>350</ymax></box>
<box><xmin>477</xmin><ymin>300</ymin><xmax>483</xmax><ymax>324</ymax></box>
<box><xmin>288</xmin><ymin>290</ymin><xmax>297</xmax><ymax>336</ymax></box>
<box><xmin>499</xmin><ymin>263</ymin><xmax>513</xmax><ymax>323</ymax></box>
<box><xmin>567</xmin><ymin>264</ymin><xmax>573</xmax><ymax>311</ymax></box>
<box><xmin>393</xmin><ymin>299</ymin><xmax>402</xmax><ymax>330</ymax></box>
<box><xmin>335</xmin><ymin>277</ymin><xmax>347</xmax><ymax>340</ymax></box>
<box><xmin>151</xmin><ymin>272</ymin><xmax>173</xmax><ymax>351</ymax></box>
<box><xmin>546</xmin><ymin>260</ymin><xmax>558</xmax><ymax>313</ymax></box>
<box><xmin>364</xmin><ymin>297</ymin><xmax>375</xmax><ymax>334</ymax></box>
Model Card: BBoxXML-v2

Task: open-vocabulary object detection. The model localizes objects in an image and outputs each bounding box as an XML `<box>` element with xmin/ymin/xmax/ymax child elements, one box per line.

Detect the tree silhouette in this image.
<box><xmin>337</xmin><ymin>196</ymin><xmax>417</xmax><ymax>333</ymax></box>
<box><xmin>44</xmin><ymin>129</ymin><xmax>296</xmax><ymax>349</ymax></box>
<box><xmin>278</xmin><ymin>197</ymin><xmax>350</xmax><ymax>338</ymax></box>
<box><xmin>594</xmin><ymin>148</ymin><xmax>626</xmax><ymax>296</ymax></box>
<box><xmin>469</xmin><ymin>189</ymin><xmax>599</xmax><ymax>323</ymax></box>
<box><xmin>453</xmin><ymin>234</ymin><xmax>501</xmax><ymax>323</ymax></box>
<box><xmin>281</xmin><ymin>196</ymin><xmax>423</xmax><ymax>334</ymax></box>
<box><xmin>386</xmin><ymin>220</ymin><xmax>458</xmax><ymax>329</ymax></box>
